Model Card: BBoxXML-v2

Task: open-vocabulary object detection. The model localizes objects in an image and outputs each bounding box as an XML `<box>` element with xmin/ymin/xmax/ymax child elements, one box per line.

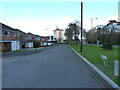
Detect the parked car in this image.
<box><xmin>43</xmin><ymin>42</ymin><xmax>48</xmax><ymax>46</ymax></box>
<box><xmin>47</xmin><ymin>43</ymin><xmax>53</xmax><ymax>46</ymax></box>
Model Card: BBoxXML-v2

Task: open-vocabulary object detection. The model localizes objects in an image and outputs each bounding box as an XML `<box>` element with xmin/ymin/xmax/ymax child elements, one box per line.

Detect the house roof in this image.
<box><xmin>0</xmin><ymin>22</ymin><xmax>27</xmax><ymax>34</ymax></box>
<box><xmin>1</xmin><ymin>23</ymin><xmax>15</xmax><ymax>31</ymax></box>
<box><xmin>0</xmin><ymin>22</ymin><xmax>41</xmax><ymax>36</ymax></box>
<box><xmin>39</xmin><ymin>36</ymin><xmax>50</xmax><ymax>38</ymax></box>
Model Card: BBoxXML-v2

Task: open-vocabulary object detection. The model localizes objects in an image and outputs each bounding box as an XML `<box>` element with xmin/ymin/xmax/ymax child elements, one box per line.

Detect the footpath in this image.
<box><xmin>2</xmin><ymin>47</ymin><xmax>43</xmax><ymax>57</ymax></box>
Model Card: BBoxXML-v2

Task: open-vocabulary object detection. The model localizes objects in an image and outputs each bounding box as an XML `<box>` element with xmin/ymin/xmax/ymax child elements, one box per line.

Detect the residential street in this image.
<box><xmin>3</xmin><ymin>44</ymin><xmax>102</xmax><ymax>88</ymax></box>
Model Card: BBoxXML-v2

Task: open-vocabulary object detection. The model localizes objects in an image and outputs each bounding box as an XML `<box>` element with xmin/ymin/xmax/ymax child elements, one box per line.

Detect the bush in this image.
<box><xmin>101</xmin><ymin>42</ymin><xmax>113</xmax><ymax>50</ymax></box>
<box><xmin>33</xmin><ymin>41</ymin><xmax>40</xmax><ymax>48</ymax></box>
<box><xmin>33</xmin><ymin>41</ymin><xmax>40</xmax><ymax>52</ymax></box>
<box><xmin>100</xmin><ymin>34</ymin><xmax>113</xmax><ymax>50</ymax></box>
<box><xmin>88</xmin><ymin>41</ymin><xmax>92</xmax><ymax>44</ymax></box>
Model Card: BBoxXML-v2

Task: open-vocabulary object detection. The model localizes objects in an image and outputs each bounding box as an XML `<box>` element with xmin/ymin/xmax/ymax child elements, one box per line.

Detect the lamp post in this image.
<box><xmin>91</xmin><ymin>18</ymin><xmax>97</xmax><ymax>46</ymax></box>
<box><xmin>80</xmin><ymin>2</ymin><xmax>83</xmax><ymax>52</ymax></box>
<box><xmin>46</xmin><ymin>29</ymin><xmax>48</xmax><ymax>36</ymax></box>
<box><xmin>91</xmin><ymin>18</ymin><xmax>97</xmax><ymax>29</ymax></box>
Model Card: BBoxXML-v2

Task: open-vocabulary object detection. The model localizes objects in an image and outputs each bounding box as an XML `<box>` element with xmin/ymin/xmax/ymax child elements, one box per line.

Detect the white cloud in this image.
<box><xmin>98</xmin><ymin>15</ymin><xmax>118</xmax><ymax>24</ymax></box>
<box><xmin>2</xmin><ymin>17</ymin><xmax>74</xmax><ymax>36</ymax></box>
<box><xmin>2</xmin><ymin>15</ymin><xmax>118</xmax><ymax>35</ymax></box>
<box><xmin>84</xmin><ymin>15</ymin><xmax>118</xmax><ymax>31</ymax></box>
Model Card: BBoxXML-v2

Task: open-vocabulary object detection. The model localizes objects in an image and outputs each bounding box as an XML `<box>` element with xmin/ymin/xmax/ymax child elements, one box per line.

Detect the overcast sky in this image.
<box><xmin>0</xmin><ymin>1</ymin><xmax>119</xmax><ymax>36</ymax></box>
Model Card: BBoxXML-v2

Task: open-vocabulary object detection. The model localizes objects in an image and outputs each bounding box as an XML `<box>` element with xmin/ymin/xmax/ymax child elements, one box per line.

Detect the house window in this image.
<box><xmin>4</xmin><ymin>31</ymin><xmax>10</xmax><ymax>36</ymax></box>
<box><xmin>4</xmin><ymin>32</ymin><xmax>7</xmax><ymax>35</ymax></box>
<box><xmin>12</xmin><ymin>32</ymin><xmax>16</xmax><ymax>37</ymax></box>
<box><xmin>7</xmin><ymin>32</ymin><xmax>10</xmax><ymax>36</ymax></box>
<box><xmin>0</xmin><ymin>43</ymin><xmax>1</xmax><ymax>48</ymax></box>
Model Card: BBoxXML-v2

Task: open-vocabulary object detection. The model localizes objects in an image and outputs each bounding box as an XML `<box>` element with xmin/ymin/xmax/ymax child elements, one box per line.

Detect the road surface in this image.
<box><xmin>2</xmin><ymin>44</ymin><xmax>102</xmax><ymax>88</ymax></box>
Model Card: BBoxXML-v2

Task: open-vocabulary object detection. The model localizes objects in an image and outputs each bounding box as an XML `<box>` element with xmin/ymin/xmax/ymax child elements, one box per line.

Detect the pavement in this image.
<box><xmin>2</xmin><ymin>47</ymin><xmax>45</xmax><ymax>57</ymax></box>
<box><xmin>2</xmin><ymin>44</ymin><xmax>103</xmax><ymax>88</ymax></box>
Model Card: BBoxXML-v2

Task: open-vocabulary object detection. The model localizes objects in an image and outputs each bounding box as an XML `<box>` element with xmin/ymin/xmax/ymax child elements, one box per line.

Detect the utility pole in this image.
<box><xmin>80</xmin><ymin>2</ymin><xmax>83</xmax><ymax>52</ymax></box>
<box><xmin>74</xmin><ymin>23</ymin><xmax>77</xmax><ymax>44</ymax></box>
<box><xmin>91</xmin><ymin>18</ymin><xmax>97</xmax><ymax>46</ymax></box>
<box><xmin>46</xmin><ymin>29</ymin><xmax>48</xmax><ymax>36</ymax></box>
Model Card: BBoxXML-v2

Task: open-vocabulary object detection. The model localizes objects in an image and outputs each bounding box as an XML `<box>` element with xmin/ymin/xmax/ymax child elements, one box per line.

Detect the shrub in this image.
<box><xmin>101</xmin><ymin>42</ymin><xmax>113</xmax><ymax>50</ymax></box>
<box><xmin>33</xmin><ymin>41</ymin><xmax>40</xmax><ymax>52</ymax></box>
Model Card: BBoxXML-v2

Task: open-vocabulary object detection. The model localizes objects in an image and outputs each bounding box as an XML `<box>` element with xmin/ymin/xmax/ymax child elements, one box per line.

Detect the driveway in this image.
<box><xmin>2</xmin><ymin>44</ymin><xmax>102</xmax><ymax>88</ymax></box>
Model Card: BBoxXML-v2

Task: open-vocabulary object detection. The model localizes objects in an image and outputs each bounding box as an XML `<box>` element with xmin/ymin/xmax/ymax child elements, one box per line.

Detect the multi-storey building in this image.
<box><xmin>54</xmin><ymin>28</ymin><xmax>64</xmax><ymax>43</ymax></box>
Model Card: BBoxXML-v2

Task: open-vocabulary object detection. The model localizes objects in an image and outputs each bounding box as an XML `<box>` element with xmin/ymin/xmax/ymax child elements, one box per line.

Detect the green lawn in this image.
<box><xmin>69</xmin><ymin>44</ymin><xmax>119</xmax><ymax>85</ymax></box>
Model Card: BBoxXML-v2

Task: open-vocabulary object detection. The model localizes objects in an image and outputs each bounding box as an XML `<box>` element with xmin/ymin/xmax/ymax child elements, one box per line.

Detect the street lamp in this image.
<box><xmin>91</xmin><ymin>18</ymin><xmax>98</xmax><ymax>46</ymax></box>
<box><xmin>91</xmin><ymin>18</ymin><xmax>98</xmax><ymax>29</ymax></box>
<box><xmin>46</xmin><ymin>29</ymin><xmax>48</xmax><ymax>36</ymax></box>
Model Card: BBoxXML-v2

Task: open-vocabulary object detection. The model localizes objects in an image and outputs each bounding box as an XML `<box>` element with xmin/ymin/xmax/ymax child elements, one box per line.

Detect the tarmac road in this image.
<box><xmin>2</xmin><ymin>44</ymin><xmax>102</xmax><ymax>88</ymax></box>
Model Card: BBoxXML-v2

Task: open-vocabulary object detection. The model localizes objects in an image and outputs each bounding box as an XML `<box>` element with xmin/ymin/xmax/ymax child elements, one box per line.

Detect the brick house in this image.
<box><xmin>0</xmin><ymin>23</ymin><xmax>20</xmax><ymax>51</ymax></box>
<box><xmin>25</xmin><ymin>33</ymin><xmax>34</xmax><ymax>48</ymax></box>
<box><xmin>0</xmin><ymin>23</ymin><xmax>34</xmax><ymax>52</ymax></box>
<box><xmin>39</xmin><ymin>36</ymin><xmax>50</xmax><ymax>46</ymax></box>
<box><xmin>34</xmin><ymin>35</ymin><xmax>40</xmax><ymax>41</ymax></box>
<box><xmin>17</xmin><ymin>31</ymin><xmax>34</xmax><ymax>49</ymax></box>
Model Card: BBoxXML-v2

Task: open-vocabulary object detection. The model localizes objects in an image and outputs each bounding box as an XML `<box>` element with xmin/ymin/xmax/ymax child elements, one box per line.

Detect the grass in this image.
<box><xmin>69</xmin><ymin>44</ymin><xmax>119</xmax><ymax>85</ymax></box>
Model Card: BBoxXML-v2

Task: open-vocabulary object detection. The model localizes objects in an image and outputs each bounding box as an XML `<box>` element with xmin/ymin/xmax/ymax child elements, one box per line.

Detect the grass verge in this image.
<box><xmin>69</xmin><ymin>44</ymin><xmax>119</xmax><ymax>85</ymax></box>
